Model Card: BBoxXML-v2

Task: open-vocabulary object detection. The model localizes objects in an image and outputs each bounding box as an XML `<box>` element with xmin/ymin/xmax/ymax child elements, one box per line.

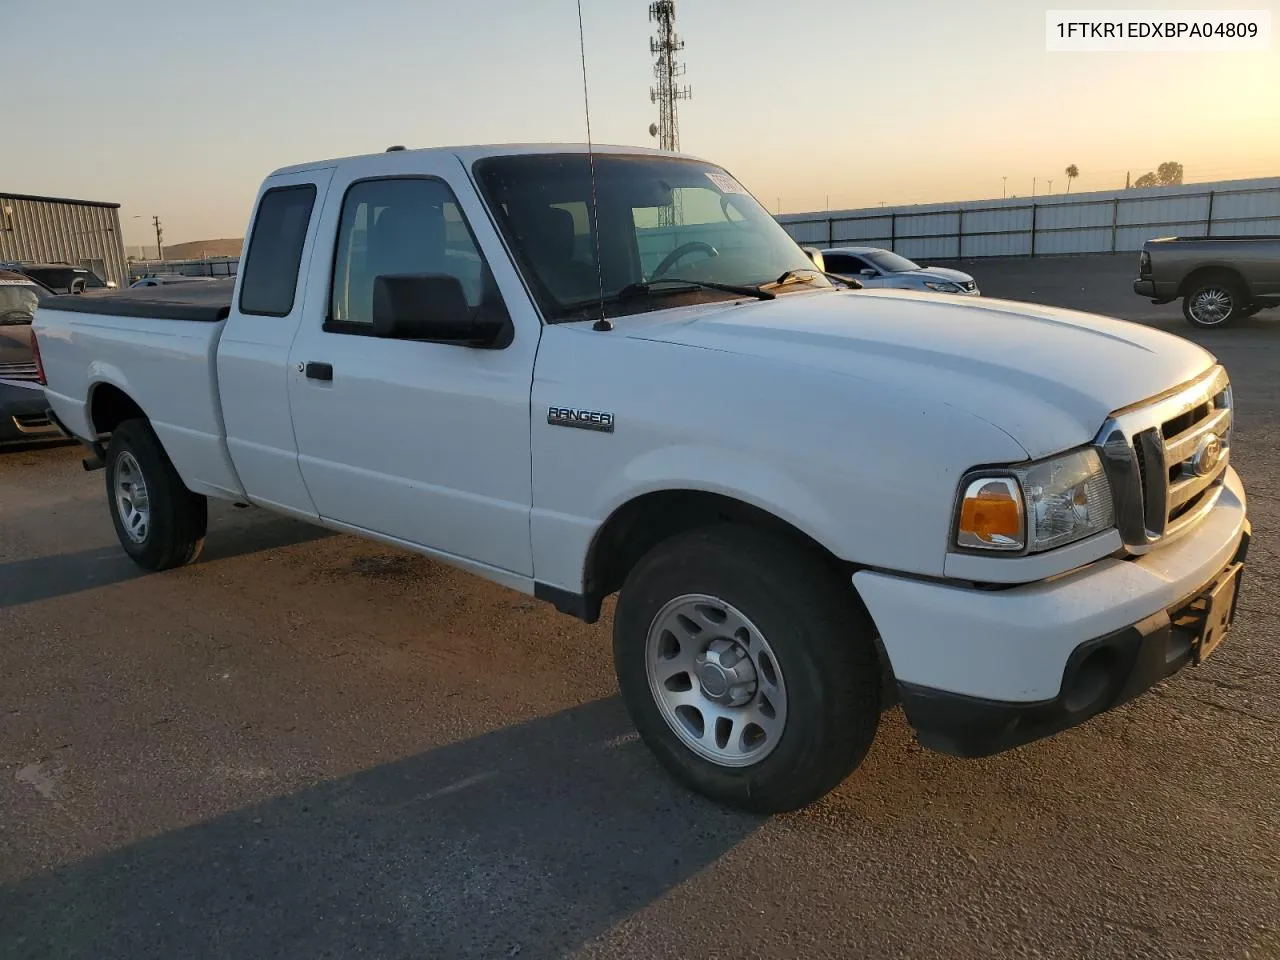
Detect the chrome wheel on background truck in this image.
<box><xmin>1183</xmin><ymin>275</ymin><xmax>1245</xmax><ymax>328</ymax></box>
<box><xmin>612</xmin><ymin>525</ymin><xmax>882</xmax><ymax>814</ymax></box>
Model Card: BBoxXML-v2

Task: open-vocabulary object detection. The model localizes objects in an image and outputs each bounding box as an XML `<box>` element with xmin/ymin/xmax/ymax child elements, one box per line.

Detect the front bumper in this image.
<box><xmin>854</xmin><ymin>467</ymin><xmax>1249</xmax><ymax>756</ymax></box>
<box><xmin>898</xmin><ymin>530</ymin><xmax>1248</xmax><ymax>756</ymax></box>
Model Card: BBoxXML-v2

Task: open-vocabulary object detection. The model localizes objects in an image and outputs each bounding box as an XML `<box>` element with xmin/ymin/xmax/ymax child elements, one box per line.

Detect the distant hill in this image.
<box><xmin>161</xmin><ymin>238</ymin><xmax>243</xmax><ymax>260</ymax></box>
<box><xmin>126</xmin><ymin>239</ymin><xmax>243</xmax><ymax>260</ymax></box>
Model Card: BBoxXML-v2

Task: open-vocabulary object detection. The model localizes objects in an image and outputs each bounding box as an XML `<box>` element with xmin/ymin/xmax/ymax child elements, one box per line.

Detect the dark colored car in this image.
<box><xmin>0</xmin><ymin>271</ymin><xmax>62</xmax><ymax>442</ymax></box>
<box><xmin>9</xmin><ymin>262</ymin><xmax>113</xmax><ymax>295</ymax></box>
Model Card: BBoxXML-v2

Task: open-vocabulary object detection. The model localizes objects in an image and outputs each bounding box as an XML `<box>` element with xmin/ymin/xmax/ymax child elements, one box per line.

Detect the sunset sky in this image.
<box><xmin>7</xmin><ymin>0</ymin><xmax>1278</xmax><ymax>247</ymax></box>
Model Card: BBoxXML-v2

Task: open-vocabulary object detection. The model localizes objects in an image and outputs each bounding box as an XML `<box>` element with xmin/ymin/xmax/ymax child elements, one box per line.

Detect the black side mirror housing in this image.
<box><xmin>371</xmin><ymin>274</ymin><xmax>511</xmax><ymax>347</ymax></box>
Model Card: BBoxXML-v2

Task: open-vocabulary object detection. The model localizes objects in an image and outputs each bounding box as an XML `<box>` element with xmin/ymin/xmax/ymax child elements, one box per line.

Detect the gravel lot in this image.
<box><xmin>2</xmin><ymin>254</ymin><xmax>1276</xmax><ymax>960</ymax></box>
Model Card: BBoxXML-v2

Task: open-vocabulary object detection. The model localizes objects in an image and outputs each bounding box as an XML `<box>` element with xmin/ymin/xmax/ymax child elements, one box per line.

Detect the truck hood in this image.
<box><xmin>623</xmin><ymin>288</ymin><xmax>1216</xmax><ymax>460</ymax></box>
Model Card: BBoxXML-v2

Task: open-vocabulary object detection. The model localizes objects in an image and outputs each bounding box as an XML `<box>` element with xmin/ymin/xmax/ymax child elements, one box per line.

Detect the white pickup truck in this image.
<box><xmin>33</xmin><ymin>143</ymin><xmax>1250</xmax><ymax>812</ymax></box>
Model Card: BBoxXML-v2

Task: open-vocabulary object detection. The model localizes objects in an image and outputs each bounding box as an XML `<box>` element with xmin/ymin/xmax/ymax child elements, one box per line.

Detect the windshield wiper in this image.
<box><xmin>561</xmin><ymin>277</ymin><xmax>775</xmax><ymax>315</ymax></box>
<box><xmin>766</xmin><ymin>267</ymin><xmax>862</xmax><ymax>290</ymax></box>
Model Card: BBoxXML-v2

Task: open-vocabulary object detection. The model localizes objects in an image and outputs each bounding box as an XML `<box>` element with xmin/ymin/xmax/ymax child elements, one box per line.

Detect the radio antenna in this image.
<box><xmin>576</xmin><ymin>0</ymin><xmax>612</xmax><ymax>332</ymax></box>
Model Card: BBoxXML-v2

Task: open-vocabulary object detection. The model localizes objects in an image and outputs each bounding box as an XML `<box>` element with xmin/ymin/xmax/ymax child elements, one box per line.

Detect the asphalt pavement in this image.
<box><xmin>1</xmin><ymin>255</ymin><xmax>1277</xmax><ymax>959</ymax></box>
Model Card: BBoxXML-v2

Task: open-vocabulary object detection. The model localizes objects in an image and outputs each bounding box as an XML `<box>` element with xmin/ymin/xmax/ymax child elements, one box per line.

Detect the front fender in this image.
<box><xmin>528</xmin><ymin>443</ymin><xmax>834</xmax><ymax>596</ymax></box>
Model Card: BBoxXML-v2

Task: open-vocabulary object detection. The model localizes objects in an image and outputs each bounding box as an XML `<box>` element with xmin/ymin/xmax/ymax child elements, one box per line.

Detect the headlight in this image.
<box><xmin>924</xmin><ymin>280</ymin><xmax>962</xmax><ymax>293</ymax></box>
<box><xmin>954</xmin><ymin>448</ymin><xmax>1115</xmax><ymax>554</ymax></box>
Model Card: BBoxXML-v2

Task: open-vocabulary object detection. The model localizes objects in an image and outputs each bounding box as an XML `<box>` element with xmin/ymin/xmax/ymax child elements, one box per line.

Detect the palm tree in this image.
<box><xmin>1065</xmin><ymin>164</ymin><xmax>1080</xmax><ymax>193</ymax></box>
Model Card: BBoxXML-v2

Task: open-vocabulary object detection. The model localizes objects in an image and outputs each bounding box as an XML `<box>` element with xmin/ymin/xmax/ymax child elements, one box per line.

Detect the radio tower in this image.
<box><xmin>648</xmin><ymin>1</ymin><xmax>690</xmax><ymax>152</ymax></box>
<box><xmin>648</xmin><ymin>1</ymin><xmax>690</xmax><ymax>225</ymax></box>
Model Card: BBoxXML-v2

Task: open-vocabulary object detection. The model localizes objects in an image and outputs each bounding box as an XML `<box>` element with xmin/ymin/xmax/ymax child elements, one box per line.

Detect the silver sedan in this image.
<box><xmin>820</xmin><ymin>246</ymin><xmax>980</xmax><ymax>296</ymax></box>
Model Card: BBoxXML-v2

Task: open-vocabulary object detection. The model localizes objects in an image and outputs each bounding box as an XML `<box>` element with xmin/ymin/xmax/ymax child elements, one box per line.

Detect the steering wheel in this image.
<box><xmin>719</xmin><ymin>194</ymin><xmax>751</xmax><ymax>228</ymax></box>
<box><xmin>651</xmin><ymin>241</ymin><xmax>719</xmax><ymax>280</ymax></box>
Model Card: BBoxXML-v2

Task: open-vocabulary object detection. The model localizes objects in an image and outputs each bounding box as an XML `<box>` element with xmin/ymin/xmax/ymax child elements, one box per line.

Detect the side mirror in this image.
<box><xmin>801</xmin><ymin>247</ymin><xmax>826</xmax><ymax>273</ymax></box>
<box><xmin>372</xmin><ymin>274</ymin><xmax>511</xmax><ymax>347</ymax></box>
<box><xmin>860</xmin><ymin>268</ymin><xmax>876</xmax><ymax>277</ymax></box>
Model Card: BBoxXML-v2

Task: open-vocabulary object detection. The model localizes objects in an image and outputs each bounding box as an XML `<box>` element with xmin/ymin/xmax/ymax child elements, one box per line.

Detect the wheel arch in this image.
<box><xmin>88</xmin><ymin>381</ymin><xmax>148</xmax><ymax>438</ymax></box>
<box><xmin>548</xmin><ymin>488</ymin><xmax>858</xmax><ymax>625</ymax></box>
<box><xmin>1177</xmin><ymin>265</ymin><xmax>1251</xmax><ymax>299</ymax></box>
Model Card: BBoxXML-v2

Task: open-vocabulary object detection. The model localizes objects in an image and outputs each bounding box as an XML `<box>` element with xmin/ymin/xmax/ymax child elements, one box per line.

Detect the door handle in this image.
<box><xmin>304</xmin><ymin>361</ymin><xmax>333</xmax><ymax>382</ymax></box>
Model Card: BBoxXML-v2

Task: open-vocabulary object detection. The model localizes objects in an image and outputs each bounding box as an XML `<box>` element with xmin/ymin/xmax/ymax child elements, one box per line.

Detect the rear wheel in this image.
<box><xmin>1182</xmin><ymin>275</ymin><xmax>1246</xmax><ymax>328</ymax></box>
<box><xmin>612</xmin><ymin>525</ymin><xmax>881</xmax><ymax>813</ymax></box>
<box><xmin>105</xmin><ymin>418</ymin><xmax>207</xmax><ymax>570</ymax></box>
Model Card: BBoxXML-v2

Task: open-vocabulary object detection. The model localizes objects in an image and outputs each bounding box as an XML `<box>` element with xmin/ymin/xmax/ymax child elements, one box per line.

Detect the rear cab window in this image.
<box><xmin>238</xmin><ymin>184</ymin><xmax>318</xmax><ymax>316</ymax></box>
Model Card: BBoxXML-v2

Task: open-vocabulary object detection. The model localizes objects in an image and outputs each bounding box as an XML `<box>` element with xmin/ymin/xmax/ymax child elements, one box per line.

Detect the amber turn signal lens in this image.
<box><xmin>957</xmin><ymin>477</ymin><xmax>1024</xmax><ymax>550</ymax></box>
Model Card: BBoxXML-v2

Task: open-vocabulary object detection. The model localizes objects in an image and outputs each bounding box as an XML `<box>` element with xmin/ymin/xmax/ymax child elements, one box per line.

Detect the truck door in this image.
<box><xmin>285</xmin><ymin>155</ymin><xmax>538</xmax><ymax>577</ymax></box>
<box><xmin>217</xmin><ymin>168</ymin><xmax>334</xmax><ymax>519</ymax></box>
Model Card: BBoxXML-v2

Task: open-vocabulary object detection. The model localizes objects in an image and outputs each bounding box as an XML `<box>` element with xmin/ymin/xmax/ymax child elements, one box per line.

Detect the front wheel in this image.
<box><xmin>613</xmin><ymin>525</ymin><xmax>882</xmax><ymax>813</ymax></box>
<box><xmin>105</xmin><ymin>418</ymin><xmax>208</xmax><ymax>570</ymax></box>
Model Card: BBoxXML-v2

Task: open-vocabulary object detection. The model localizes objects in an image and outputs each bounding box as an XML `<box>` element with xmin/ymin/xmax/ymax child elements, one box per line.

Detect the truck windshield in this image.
<box><xmin>473</xmin><ymin>153</ymin><xmax>829</xmax><ymax>322</ymax></box>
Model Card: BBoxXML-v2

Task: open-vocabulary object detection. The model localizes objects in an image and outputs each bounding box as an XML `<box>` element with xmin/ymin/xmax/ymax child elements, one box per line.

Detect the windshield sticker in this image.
<box><xmin>706</xmin><ymin>171</ymin><xmax>747</xmax><ymax>195</ymax></box>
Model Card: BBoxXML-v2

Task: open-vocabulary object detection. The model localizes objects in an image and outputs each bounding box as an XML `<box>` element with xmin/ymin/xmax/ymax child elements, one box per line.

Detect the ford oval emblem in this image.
<box><xmin>1192</xmin><ymin>433</ymin><xmax>1224</xmax><ymax>477</ymax></box>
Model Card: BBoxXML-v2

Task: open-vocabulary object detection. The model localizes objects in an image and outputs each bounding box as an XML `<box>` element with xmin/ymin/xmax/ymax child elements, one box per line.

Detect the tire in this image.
<box><xmin>105</xmin><ymin>418</ymin><xmax>207</xmax><ymax>570</ymax></box>
<box><xmin>613</xmin><ymin>524</ymin><xmax>881</xmax><ymax>813</ymax></box>
<box><xmin>1182</xmin><ymin>275</ymin><xmax>1245</xmax><ymax>328</ymax></box>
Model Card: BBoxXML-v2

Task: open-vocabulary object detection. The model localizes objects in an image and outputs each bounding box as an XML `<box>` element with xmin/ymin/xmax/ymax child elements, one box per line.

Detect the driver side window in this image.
<box><xmin>822</xmin><ymin>254</ymin><xmax>857</xmax><ymax>275</ymax></box>
<box><xmin>329</xmin><ymin>177</ymin><xmax>493</xmax><ymax>328</ymax></box>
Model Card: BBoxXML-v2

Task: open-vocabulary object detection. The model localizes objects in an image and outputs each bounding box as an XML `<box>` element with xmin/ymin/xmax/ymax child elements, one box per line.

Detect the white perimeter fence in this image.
<box><xmin>776</xmin><ymin>177</ymin><xmax>1280</xmax><ymax>261</ymax></box>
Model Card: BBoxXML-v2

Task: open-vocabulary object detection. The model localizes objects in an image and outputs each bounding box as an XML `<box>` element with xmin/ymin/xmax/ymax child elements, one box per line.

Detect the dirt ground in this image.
<box><xmin>1</xmin><ymin>256</ymin><xmax>1277</xmax><ymax>959</ymax></box>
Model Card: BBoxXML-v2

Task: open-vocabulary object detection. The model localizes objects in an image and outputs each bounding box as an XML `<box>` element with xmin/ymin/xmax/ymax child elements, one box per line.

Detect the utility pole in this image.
<box><xmin>1048</xmin><ymin>179</ymin><xmax>1054</xmax><ymax>194</ymax></box>
<box><xmin>152</xmin><ymin>216</ymin><xmax>164</xmax><ymax>260</ymax></box>
<box><xmin>1002</xmin><ymin>176</ymin><xmax>1007</xmax><ymax>198</ymax></box>
<box><xmin>1032</xmin><ymin>178</ymin><xmax>1037</xmax><ymax>198</ymax></box>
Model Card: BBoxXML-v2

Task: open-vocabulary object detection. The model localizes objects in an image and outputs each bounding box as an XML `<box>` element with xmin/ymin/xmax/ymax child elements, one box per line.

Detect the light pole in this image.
<box><xmin>1002</xmin><ymin>176</ymin><xmax>1007</xmax><ymax>198</ymax></box>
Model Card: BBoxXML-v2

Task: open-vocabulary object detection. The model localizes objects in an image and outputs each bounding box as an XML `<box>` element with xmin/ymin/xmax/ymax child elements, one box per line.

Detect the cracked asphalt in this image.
<box><xmin>1</xmin><ymin>254</ymin><xmax>1276</xmax><ymax>959</ymax></box>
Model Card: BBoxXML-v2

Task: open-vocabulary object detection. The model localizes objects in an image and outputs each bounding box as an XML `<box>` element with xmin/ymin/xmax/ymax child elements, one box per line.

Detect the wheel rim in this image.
<box><xmin>645</xmin><ymin>593</ymin><xmax>788</xmax><ymax>768</ymax></box>
<box><xmin>114</xmin><ymin>451</ymin><xmax>151</xmax><ymax>543</ymax></box>
<box><xmin>1189</xmin><ymin>287</ymin><xmax>1233</xmax><ymax>325</ymax></box>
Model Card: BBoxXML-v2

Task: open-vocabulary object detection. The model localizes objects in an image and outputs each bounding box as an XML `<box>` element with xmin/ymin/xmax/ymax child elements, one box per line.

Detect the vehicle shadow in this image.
<box><xmin>0</xmin><ymin>436</ymin><xmax>79</xmax><ymax>455</ymax></box>
<box><xmin>0</xmin><ymin>516</ymin><xmax>332</xmax><ymax>609</ymax></box>
<box><xmin>0</xmin><ymin>697</ymin><xmax>760</xmax><ymax>960</ymax></box>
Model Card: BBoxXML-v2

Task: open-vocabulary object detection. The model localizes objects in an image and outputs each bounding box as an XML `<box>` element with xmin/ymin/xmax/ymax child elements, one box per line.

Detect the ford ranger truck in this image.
<box><xmin>32</xmin><ymin>144</ymin><xmax>1250</xmax><ymax>813</ymax></box>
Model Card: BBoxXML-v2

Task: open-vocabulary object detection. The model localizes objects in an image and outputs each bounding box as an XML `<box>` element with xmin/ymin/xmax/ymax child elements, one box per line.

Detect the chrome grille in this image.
<box><xmin>1095</xmin><ymin>365</ymin><xmax>1231</xmax><ymax>550</ymax></box>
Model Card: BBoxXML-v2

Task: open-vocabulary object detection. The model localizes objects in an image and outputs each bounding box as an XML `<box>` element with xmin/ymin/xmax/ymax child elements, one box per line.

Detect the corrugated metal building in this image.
<box><xmin>0</xmin><ymin>192</ymin><xmax>128</xmax><ymax>288</ymax></box>
<box><xmin>777</xmin><ymin>176</ymin><xmax>1280</xmax><ymax>261</ymax></box>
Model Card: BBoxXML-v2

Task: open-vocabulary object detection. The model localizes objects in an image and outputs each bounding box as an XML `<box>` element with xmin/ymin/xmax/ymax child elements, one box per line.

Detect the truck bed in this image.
<box><xmin>46</xmin><ymin>279</ymin><xmax>234</xmax><ymax>322</ymax></box>
<box><xmin>34</xmin><ymin>280</ymin><xmax>246</xmax><ymax>501</ymax></box>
